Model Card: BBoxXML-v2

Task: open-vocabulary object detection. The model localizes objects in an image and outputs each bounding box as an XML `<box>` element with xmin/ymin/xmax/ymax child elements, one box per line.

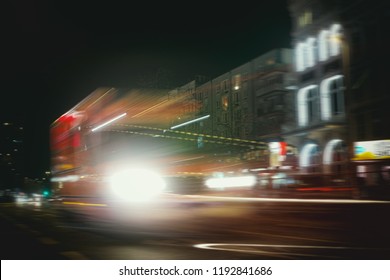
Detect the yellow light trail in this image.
<box><xmin>62</xmin><ymin>202</ymin><xmax>107</xmax><ymax>207</ymax></box>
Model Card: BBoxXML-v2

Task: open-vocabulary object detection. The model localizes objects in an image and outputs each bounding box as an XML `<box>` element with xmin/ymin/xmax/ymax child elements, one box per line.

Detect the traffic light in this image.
<box><xmin>42</xmin><ymin>189</ymin><xmax>50</xmax><ymax>197</ymax></box>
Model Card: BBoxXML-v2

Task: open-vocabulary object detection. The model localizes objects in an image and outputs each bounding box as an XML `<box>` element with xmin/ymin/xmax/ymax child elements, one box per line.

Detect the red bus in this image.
<box><xmin>50</xmin><ymin>88</ymin><xmax>269</xmax><ymax>214</ymax></box>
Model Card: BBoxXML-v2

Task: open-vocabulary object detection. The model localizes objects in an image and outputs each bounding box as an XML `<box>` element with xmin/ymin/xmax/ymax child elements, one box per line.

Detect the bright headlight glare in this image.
<box><xmin>109</xmin><ymin>168</ymin><xmax>166</xmax><ymax>202</ymax></box>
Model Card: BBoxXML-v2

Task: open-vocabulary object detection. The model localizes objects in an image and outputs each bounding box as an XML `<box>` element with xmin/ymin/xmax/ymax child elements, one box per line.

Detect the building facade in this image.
<box><xmin>169</xmin><ymin>48</ymin><xmax>294</xmax><ymax>169</ymax></box>
<box><xmin>0</xmin><ymin>120</ymin><xmax>24</xmax><ymax>189</ymax></box>
<box><xmin>286</xmin><ymin>0</ymin><xmax>348</xmax><ymax>185</ymax></box>
<box><xmin>287</xmin><ymin>0</ymin><xmax>390</xmax><ymax>188</ymax></box>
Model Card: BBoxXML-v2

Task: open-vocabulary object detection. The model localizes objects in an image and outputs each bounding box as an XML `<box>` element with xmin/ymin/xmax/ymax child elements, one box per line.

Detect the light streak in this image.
<box><xmin>130</xmin><ymin>99</ymin><xmax>169</xmax><ymax>118</ymax></box>
<box><xmin>116</xmin><ymin>123</ymin><xmax>266</xmax><ymax>145</ymax></box>
<box><xmin>184</xmin><ymin>195</ymin><xmax>390</xmax><ymax>204</ymax></box>
<box><xmin>62</xmin><ymin>202</ymin><xmax>107</xmax><ymax>207</ymax></box>
<box><xmin>91</xmin><ymin>112</ymin><xmax>127</xmax><ymax>132</ymax></box>
<box><xmin>170</xmin><ymin>115</ymin><xmax>210</xmax><ymax>130</ymax></box>
<box><xmin>193</xmin><ymin>243</ymin><xmax>390</xmax><ymax>256</ymax></box>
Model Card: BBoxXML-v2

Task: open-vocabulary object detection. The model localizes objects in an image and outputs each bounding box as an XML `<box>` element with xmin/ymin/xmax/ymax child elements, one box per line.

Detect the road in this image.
<box><xmin>1</xmin><ymin>192</ymin><xmax>390</xmax><ymax>260</ymax></box>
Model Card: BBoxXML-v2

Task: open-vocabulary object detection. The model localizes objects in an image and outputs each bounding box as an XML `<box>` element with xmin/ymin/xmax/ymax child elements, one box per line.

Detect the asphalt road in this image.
<box><xmin>1</xmin><ymin>193</ymin><xmax>390</xmax><ymax>260</ymax></box>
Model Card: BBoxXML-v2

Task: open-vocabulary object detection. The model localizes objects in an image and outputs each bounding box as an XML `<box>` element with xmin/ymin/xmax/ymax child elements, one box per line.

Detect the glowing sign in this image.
<box><xmin>269</xmin><ymin>142</ymin><xmax>287</xmax><ymax>167</ymax></box>
<box><xmin>354</xmin><ymin>140</ymin><xmax>390</xmax><ymax>160</ymax></box>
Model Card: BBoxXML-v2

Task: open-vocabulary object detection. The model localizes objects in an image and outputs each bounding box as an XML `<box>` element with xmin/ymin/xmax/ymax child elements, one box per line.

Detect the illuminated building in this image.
<box><xmin>286</xmin><ymin>0</ymin><xmax>390</xmax><ymax>188</ymax></box>
<box><xmin>166</xmin><ymin>49</ymin><xmax>294</xmax><ymax>170</ymax></box>
<box><xmin>169</xmin><ymin>49</ymin><xmax>293</xmax><ymax>141</ymax></box>
<box><xmin>0</xmin><ymin>120</ymin><xmax>24</xmax><ymax>189</ymax></box>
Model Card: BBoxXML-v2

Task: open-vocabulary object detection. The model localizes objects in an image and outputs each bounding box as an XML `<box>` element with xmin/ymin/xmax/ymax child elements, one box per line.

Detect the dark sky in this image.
<box><xmin>2</xmin><ymin>0</ymin><xmax>292</xmax><ymax>178</ymax></box>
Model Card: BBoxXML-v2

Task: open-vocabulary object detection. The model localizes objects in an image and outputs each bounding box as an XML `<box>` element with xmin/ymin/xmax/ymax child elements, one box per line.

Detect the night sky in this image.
<box><xmin>2</xmin><ymin>0</ymin><xmax>292</xmax><ymax>178</ymax></box>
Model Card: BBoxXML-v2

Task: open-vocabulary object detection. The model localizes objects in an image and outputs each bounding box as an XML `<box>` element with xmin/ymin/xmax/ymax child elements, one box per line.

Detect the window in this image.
<box><xmin>223</xmin><ymin>80</ymin><xmax>229</xmax><ymax>92</ymax></box>
<box><xmin>330</xmin><ymin>79</ymin><xmax>343</xmax><ymax>115</ymax></box>
<box><xmin>307</xmin><ymin>89</ymin><xmax>317</xmax><ymax>123</ymax></box>
<box><xmin>222</xmin><ymin>95</ymin><xmax>228</xmax><ymax>110</ymax></box>
<box><xmin>233</xmin><ymin>74</ymin><xmax>241</xmax><ymax>90</ymax></box>
<box><xmin>323</xmin><ymin>139</ymin><xmax>347</xmax><ymax>174</ymax></box>
<box><xmin>235</xmin><ymin>109</ymin><xmax>241</xmax><ymax>120</ymax></box>
<box><xmin>222</xmin><ymin>112</ymin><xmax>227</xmax><ymax>123</ymax></box>
<box><xmin>216</xmin><ymin>84</ymin><xmax>221</xmax><ymax>93</ymax></box>
<box><xmin>299</xmin><ymin>143</ymin><xmax>320</xmax><ymax>173</ymax></box>
<box><xmin>298</xmin><ymin>10</ymin><xmax>312</xmax><ymax>28</ymax></box>
<box><xmin>296</xmin><ymin>23</ymin><xmax>342</xmax><ymax>72</ymax></box>
<box><xmin>320</xmin><ymin>75</ymin><xmax>344</xmax><ymax>120</ymax></box>
<box><xmin>233</xmin><ymin>91</ymin><xmax>239</xmax><ymax>104</ymax></box>
<box><xmin>297</xmin><ymin>85</ymin><xmax>318</xmax><ymax>126</ymax></box>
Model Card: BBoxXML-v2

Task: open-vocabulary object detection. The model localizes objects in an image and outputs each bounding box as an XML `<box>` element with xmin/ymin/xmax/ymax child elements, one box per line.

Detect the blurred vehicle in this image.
<box><xmin>49</xmin><ymin>88</ymin><xmax>268</xmax><ymax>223</ymax></box>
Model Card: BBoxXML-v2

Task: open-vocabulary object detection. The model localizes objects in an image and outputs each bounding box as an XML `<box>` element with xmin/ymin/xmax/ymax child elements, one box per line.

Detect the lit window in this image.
<box><xmin>318</xmin><ymin>23</ymin><xmax>342</xmax><ymax>61</ymax></box>
<box><xmin>297</xmin><ymin>85</ymin><xmax>318</xmax><ymax>126</ymax></box>
<box><xmin>318</xmin><ymin>29</ymin><xmax>330</xmax><ymax>61</ymax></box>
<box><xmin>295</xmin><ymin>42</ymin><xmax>306</xmax><ymax>71</ymax></box>
<box><xmin>222</xmin><ymin>95</ymin><xmax>228</xmax><ymax>110</ymax></box>
<box><xmin>320</xmin><ymin>75</ymin><xmax>344</xmax><ymax>120</ymax></box>
<box><xmin>233</xmin><ymin>74</ymin><xmax>241</xmax><ymax>90</ymax></box>
<box><xmin>330</xmin><ymin>24</ymin><xmax>342</xmax><ymax>56</ymax></box>
<box><xmin>306</xmin><ymin>37</ymin><xmax>316</xmax><ymax>67</ymax></box>
<box><xmin>299</xmin><ymin>143</ymin><xmax>319</xmax><ymax>167</ymax></box>
<box><xmin>298</xmin><ymin>10</ymin><xmax>312</xmax><ymax>27</ymax></box>
<box><xmin>295</xmin><ymin>37</ymin><xmax>316</xmax><ymax>71</ymax></box>
<box><xmin>323</xmin><ymin>139</ymin><xmax>343</xmax><ymax>164</ymax></box>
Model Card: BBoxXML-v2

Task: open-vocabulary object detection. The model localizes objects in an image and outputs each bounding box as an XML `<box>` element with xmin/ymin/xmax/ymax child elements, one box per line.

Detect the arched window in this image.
<box><xmin>300</xmin><ymin>143</ymin><xmax>320</xmax><ymax>173</ymax></box>
<box><xmin>330</xmin><ymin>24</ymin><xmax>342</xmax><ymax>56</ymax></box>
<box><xmin>323</xmin><ymin>139</ymin><xmax>347</xmax><ymax>174</ymax></box>
<box><xmin>307</xmin><ymin>89</ymin><xmax>317</xmax><ymax>123</ymax></box>
<box><xmin>297</xmin><ymin>85</ymin><xmax>318</xmax><ymax>126</ymax></box>
<box><xmin>295</xmin><ymin>37</ymin><xmax>317</xmax><ymax>72</ymax></box>
<box><xmin>320</xmin><ymin>75</ymin><xmax>344</xmax><ymax>120</ymax></box>
<box><xmin>330</xmin><ymin>77</ymin><xmax>344</xmax><ymax>115</ymax></box>
<box><xmin>318</xmin><ymin>29</ymin><xmax>330</xmax><ymax>61</ymax></box>
<box><xmin>318</xmin><ymin>24</ymin><xmax>342</xmax><ymax>61</ymax></box>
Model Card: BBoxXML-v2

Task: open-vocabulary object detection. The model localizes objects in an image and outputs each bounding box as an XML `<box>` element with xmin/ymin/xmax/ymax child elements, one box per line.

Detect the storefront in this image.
<box><xmin>353</xmin><ymin>140</ymin><xmax>390</xmax><ymax>198</ymax></box>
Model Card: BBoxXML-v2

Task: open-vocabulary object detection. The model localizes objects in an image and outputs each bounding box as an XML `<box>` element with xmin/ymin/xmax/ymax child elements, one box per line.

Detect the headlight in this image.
<box><xmin>109</xmin><ymin>168</ymin><xmax>166</xmax><ymax>202</ymax></box>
